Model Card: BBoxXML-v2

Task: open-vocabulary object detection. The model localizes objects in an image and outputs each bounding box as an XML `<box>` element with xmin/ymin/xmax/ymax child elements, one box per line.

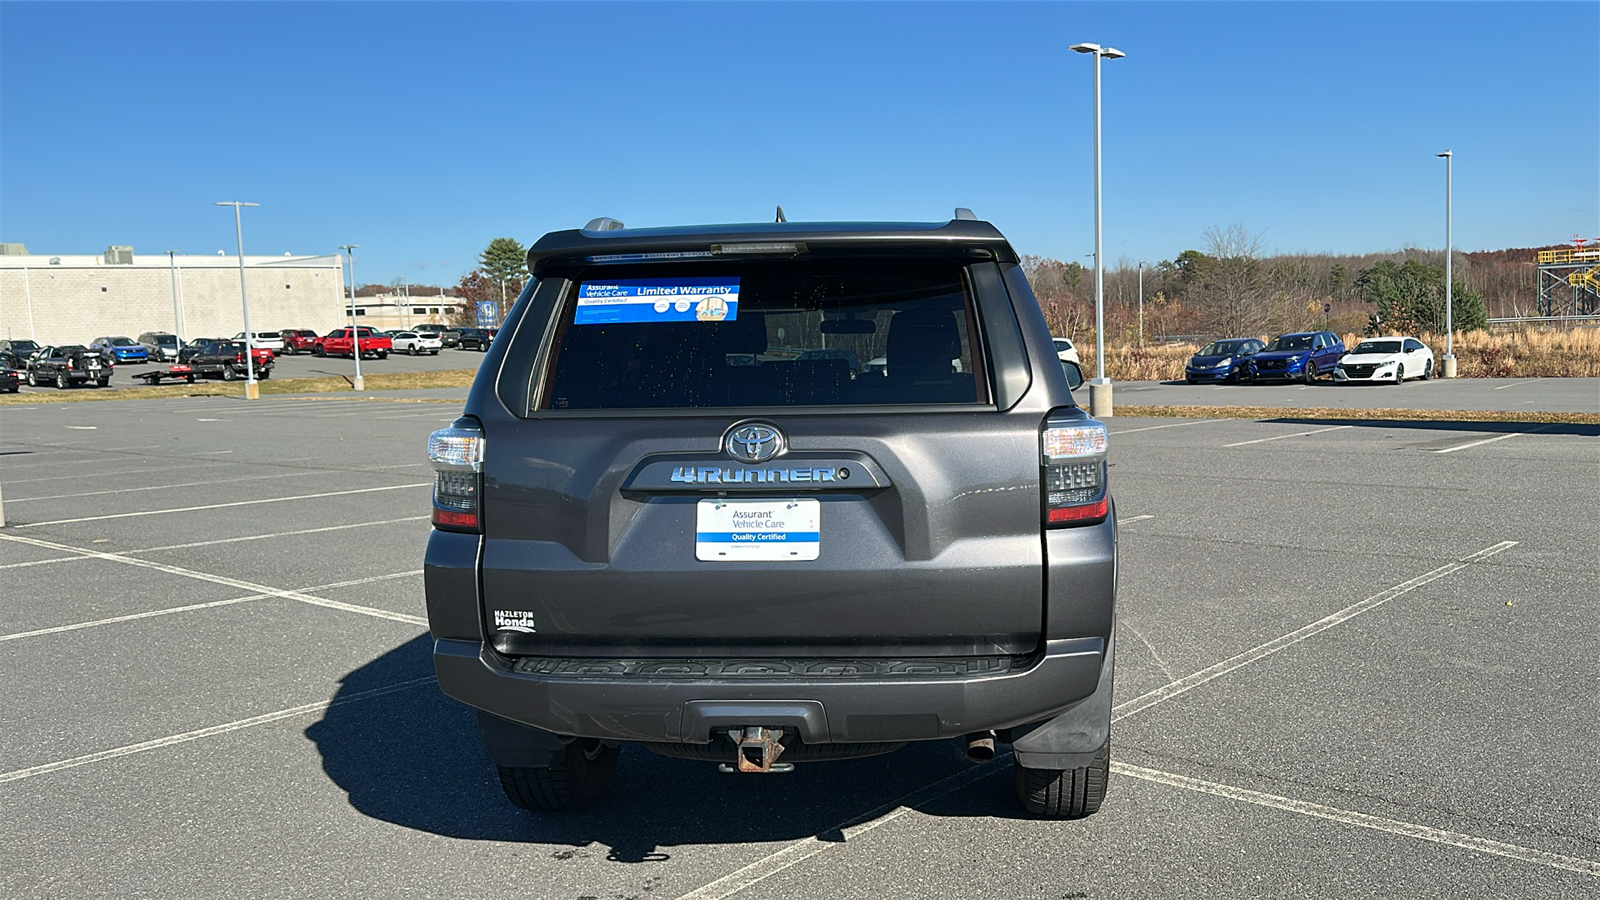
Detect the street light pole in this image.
<box><xmin>1137</xmin><ymin>261</ymin><xmax>1145</xmax><ymax>348</ymax></box>
<box><xmin>340</xmin><ymin>244</ymin><xmax>364</xmax><ymax>391</ymax></box>
<box><xmin>1071</xmin><ymin>41</ymin><xmax>1124</xmax><ymax>417</ymax></box>
<box><xmin>164</xmin><ymin>250</ymin><xmax>184</xmax><ymax>361</ymax></box>
<box><xmin>215</xmin><ymin>202</ymin><xmax>260</xmax><ymax>398</ymax></box>
<box><xmin>1437</xmin><ymin>150</ymin><xmax>1456</xmax><ymax>377</ymax></box>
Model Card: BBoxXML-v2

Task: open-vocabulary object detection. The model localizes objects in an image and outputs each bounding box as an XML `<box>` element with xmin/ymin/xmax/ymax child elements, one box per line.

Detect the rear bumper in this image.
<box><xmin>434</xmin><ymin>636</ymin><xmax>1106</xmax><ymax>745</ymax></box>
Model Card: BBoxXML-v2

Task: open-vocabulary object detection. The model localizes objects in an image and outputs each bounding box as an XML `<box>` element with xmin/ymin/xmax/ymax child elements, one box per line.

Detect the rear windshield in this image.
<box><xmin>535</xmin><ymin>259</ymin><xmax>985</xmax><ymax>409</ymax></box>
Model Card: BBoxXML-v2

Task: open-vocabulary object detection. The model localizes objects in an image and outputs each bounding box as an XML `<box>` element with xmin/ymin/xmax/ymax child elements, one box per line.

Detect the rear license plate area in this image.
<box><xmin>696</xmin><ymin>499</ymin><xmax>820</xmax><ymax>561</ymax></box>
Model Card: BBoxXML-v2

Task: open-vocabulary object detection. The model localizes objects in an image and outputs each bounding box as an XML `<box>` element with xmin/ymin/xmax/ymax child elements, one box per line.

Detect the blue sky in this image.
<box><xmin>2</xmin><ymin>1</ymin><xmax>1596</xmax><ymax>286</ymax></box>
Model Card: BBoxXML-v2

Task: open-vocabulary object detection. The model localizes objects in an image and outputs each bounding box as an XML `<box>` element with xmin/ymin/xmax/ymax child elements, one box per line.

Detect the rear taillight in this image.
<box><xmin>428</xmin><ymin>420</ymin><xmax>484</xmax><ymax>533</ymax></box>
<box><xmin>1041</xmin><ymin>413</ymin><xmax>1109</xmax><ymax>526</ymax></box>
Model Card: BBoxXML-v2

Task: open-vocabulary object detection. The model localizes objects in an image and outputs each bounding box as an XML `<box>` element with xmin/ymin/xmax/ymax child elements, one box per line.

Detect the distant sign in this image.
<box><xmin>575</xmin><ymin>277</ymin><xmax>739</xmax><ymax>325</ymax></box>
<box><xmin>476</xmin><ymin>301</ymin><xmax>499</xmax><ymax>327</ymax></box>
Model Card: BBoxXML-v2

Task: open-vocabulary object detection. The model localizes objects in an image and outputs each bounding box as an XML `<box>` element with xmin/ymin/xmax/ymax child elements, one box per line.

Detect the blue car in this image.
<box><xmin>1185</xmin><ymin>338</ymin><xmax>1265</xmax><ymax>384</ymax></box>
<box><xmin>1245</xmin><ymin>331</ymin><xmax>1345</xmax><ymax>384</ymax></box>
<box><xmin>90</xmin><ymin>336</ymin><xmax>149</xmax><ymax>364</ymax></box>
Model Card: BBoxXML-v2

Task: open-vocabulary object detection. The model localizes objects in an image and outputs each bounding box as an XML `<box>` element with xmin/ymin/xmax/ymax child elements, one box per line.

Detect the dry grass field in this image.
<box><xmin>1075</xmin><ymin>329</ymin><xmax>1600</xmax><ymax>381</ymax></box>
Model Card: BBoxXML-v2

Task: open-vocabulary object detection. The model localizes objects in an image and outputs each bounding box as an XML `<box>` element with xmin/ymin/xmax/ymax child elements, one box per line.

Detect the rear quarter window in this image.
<box><xmin>522</xmin><ymin>259</ymin><xmax>989</xmax><ymax>411</ymax></box>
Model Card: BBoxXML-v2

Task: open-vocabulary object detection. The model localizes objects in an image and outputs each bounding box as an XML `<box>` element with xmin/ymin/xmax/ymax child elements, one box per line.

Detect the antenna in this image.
<box><xmin>775</xmin><ymin>206</ymin><xmax>787</xmax><ymax>223</ymax></box>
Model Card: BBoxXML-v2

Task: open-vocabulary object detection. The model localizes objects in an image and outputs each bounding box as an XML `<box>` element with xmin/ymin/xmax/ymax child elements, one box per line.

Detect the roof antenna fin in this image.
<box><xmin>954</xmin><ymin>207</ymin><xmax>977</xmax><ymax>221</ymax></box>
<box><xmin>584</xmin><ymin>217</ymin><xmax>626</xmax><ymax>232</ymax></box>
<box><xmin>775</xmin><ymin>205</ymin><xmax>787</xmax><ymax>224</ymax></box>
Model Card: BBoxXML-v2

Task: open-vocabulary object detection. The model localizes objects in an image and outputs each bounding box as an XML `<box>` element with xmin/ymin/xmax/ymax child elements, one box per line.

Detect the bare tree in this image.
<box><xmin>1192</xmin><ymin>224</ymin><xmax>1270</xmax><ymax>336</ymax></box>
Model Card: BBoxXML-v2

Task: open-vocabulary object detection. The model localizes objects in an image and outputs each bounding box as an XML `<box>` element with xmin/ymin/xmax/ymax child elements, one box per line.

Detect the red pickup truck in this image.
<box><xmin>316</xmin><ymin>326</ymin><xmax>391</xmax><ymax>360</ymax></box>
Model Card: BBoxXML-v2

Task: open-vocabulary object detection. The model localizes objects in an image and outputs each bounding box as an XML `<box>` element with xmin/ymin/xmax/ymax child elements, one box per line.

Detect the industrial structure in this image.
<box><xmin>1535</xmin><ymin>238</ymin><xmax>1600</xmax><ymax>318</ymax></box>
<box><xmin>0</xmin><ymin>246</ymin><xmax>345</xmax><ymax>345</ymax></box>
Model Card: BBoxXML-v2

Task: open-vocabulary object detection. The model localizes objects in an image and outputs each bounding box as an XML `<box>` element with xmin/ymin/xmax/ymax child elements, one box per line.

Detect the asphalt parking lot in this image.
<box><xmin>1</xmin><ymin>395</ymin><xmax>1597</xmax><ymax>899</ymax></box>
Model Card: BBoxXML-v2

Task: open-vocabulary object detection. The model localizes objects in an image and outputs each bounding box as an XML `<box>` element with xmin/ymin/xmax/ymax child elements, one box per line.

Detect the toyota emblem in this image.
<box><xmin>725</xmin><ymin>423</ymin><xmax>786</xmax><ymax>463</ymax></box>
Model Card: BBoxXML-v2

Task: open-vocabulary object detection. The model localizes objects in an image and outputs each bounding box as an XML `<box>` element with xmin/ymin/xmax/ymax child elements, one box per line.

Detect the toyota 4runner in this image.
<box><xmin>425</xmin><ymin>214</ymin><xmax>1118</xmax><ymax>818</ymax></box>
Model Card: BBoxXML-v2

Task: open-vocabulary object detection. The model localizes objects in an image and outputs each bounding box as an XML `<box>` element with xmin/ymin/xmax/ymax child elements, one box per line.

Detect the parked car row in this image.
<box><xmin>1185</xmin><ymin>331</ymin><xmax>1436</xmax><ymax>385</ymax></box>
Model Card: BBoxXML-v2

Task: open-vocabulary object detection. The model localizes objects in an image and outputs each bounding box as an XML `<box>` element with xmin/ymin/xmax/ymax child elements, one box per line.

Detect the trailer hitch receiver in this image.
<box><xmin>718</xmin><ymin>726</ymin><xmax>793</xmax><ymax>773</ymax></box>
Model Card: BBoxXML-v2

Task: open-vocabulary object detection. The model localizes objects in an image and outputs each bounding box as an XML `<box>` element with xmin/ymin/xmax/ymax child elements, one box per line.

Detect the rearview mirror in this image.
<box><xmin>820</xmin><ymin>316</ymin><xmax>875</xmax><ymax>335</ymax></box>
<box><xmin>1062</xmin><ymin>360</ymin><xmax>1084</xmax><ymax>391</ymax></box>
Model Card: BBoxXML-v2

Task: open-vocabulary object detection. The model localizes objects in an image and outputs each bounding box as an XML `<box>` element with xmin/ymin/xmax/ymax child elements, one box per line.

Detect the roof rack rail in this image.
<box><xmin>584</xmin><ymin>217</ymin><xmax>626</xmax><ymax>232</ymax></box>
<box><xmin>954</xmin><ymin>208</ymin><xmax>977</xmax><ymax>220</ymax></box>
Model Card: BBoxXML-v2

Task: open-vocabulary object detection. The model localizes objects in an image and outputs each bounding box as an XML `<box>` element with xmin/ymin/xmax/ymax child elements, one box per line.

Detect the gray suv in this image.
<box><xmin>425</xmin><ymin>214</ymin><xmax>1117</xmax><ymax>818</ymax></box>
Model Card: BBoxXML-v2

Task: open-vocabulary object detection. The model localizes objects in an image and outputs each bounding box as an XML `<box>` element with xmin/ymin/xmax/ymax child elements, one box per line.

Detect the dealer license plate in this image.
<box><xmin>696</xmin><ymin>498</ymin><xmax>820</xmax><ymax>562</ymax></box>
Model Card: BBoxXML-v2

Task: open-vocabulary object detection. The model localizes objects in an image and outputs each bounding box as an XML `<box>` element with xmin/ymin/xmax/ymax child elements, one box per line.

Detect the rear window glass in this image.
<box><xmin>536</xmin><ymin>260</ymin><xmax>985</xmax><ymax>409</ymax></box>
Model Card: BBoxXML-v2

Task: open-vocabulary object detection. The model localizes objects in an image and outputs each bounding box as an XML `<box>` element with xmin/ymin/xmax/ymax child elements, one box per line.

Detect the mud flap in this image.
<box><xmin>476</xmin><ymin>710</ymin><xmax>572</xmax><ymax>768</ymax></box>
<box><xmin>1007</xmin><ymin>631</ymin><xmax>1114</xmax><ymax>770</ymax></box>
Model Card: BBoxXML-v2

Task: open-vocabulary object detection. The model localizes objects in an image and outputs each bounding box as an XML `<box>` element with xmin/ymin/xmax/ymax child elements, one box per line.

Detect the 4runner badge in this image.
<box><xmin>725</xmin><ymin>423</ymin><xmax>786</xmax><ymax>463</ymax></box>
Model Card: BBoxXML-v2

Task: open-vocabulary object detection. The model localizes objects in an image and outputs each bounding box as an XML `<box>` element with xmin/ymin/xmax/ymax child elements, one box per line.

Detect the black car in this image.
<box><xmin>188</xmin><ymin>340</ymin><xmax>272</xmax><ymax>380</ymax></box>
<box><xmin>421</xmin><ymin>326</ymin><xmax>461</xmax><ymax>348</ymax></box>
<box><xmin>0</xmin><ymin>364</ymin><xmax>19</xmax><ymax>393</ymax></box>
<box><xmin>26</xmin><ymin>344</ymin><xmax>111</xmax><ymax>388</ymax></box>
<box><xmin>456</xmin><ymin>327</ymin><xmax>495</xmax><ymax>351</ymax></box>
<box><xmin>178</xmin><ymin>338</ymin><xmax>223</xmax><ymax>365</ymax></box>
<box><xmin>424</xmin><ymin>214</ymin><xmax>1116</xmax><ymax>819</ymax></box>
<box><xmin>0</xmin><ymin>338</ymin><xmax>41</xmax><ymax>369</ymax></box>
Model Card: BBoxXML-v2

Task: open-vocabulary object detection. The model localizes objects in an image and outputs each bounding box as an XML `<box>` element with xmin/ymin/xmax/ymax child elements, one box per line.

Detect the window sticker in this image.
<box><xmin>576</xmin><ymin>277</ymin><xmax>739</xmax><ymax>325</ymax></box>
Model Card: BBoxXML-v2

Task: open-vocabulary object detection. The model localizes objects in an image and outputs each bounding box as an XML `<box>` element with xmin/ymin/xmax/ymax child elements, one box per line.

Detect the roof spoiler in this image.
<box><xmin>586</xmin><ymin>208</ymin><xmax>977</xmax><ymax>232</ymax></box>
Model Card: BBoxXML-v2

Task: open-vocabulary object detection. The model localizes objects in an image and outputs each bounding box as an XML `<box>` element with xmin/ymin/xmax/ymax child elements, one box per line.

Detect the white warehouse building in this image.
<box><xmin>0</xmin><ymin>246</ymin><xmax>347</xmax><ymax>346</ymax></box>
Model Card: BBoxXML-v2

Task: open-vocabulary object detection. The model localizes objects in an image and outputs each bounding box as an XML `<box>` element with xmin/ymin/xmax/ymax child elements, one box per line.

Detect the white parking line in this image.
<box><xmin>1433</xmin><ymin>425</ymin><xmax>1555</xmax><ymax>454</ymax></box>
<box><xmin>1111</xmin><ymin>541</ymin><xmax>1517</xmax><ymax>721</ymax></box>
<box><xmin>0</xmin><ymin>570</ymin><xmax>420</xmax><ymax>643</ymax></box>
<box><xmin>0</xmin><ymin>462</ymin><xmax>235</xmax><ymax>485</ymax></box>
<box><xmin>0</xmin><ymin>677</ymin><xmax>436</xmax><ymax>785</ymax></box>
<box><xmin>1122</xmin><ymin>514</ymin><xmax>1155</xmax><ymax>523</ymax></box>
<box><xmin>1223</xmin><ymin>424</ymin><xmax>1352</xmax><ymax>447</ymax></box>
<box><xmin>676</xmin><ymin>759</ymin><xmax>1011</xmax><ymax>900</ymax></box>
<box><xmin>11</xmin><ymin>482</ymin><xmax>429</xmax><ymax>528</ymax></box>
<box><xmin>1492</xmin><ymin>379</ymin><xmax>1542</xmax><ymax>391</ymax></box>
<box><xmin>1108</xmin><ymin>420</ymin><xmax>1219</xmax><ymax>435</ymax></box>
<box><xmin>0</xmin><ymin>533</ymin><xmax>428</xmax><ymax>626</ymax></box>
<box><xmin>1114</xmin><ymin>763</ymin><xmax>1600</xmax><ymax>878</ymax></box>
<box><xmin>6</xmin><ymin>468</ymin><xmax>322</xmax><ymax>503</ymax></box>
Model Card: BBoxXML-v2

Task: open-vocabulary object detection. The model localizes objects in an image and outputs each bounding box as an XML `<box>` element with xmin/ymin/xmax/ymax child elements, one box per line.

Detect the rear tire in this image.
<box><xmin>377</xmin><ymin>351</ymin><xmax>388</xmax><ymax>360</ymax></box>
<box><xmin>97</xmin><ymin>378</ymin><xmax>110</xmax><ymax>388</ymax></box>
<box><xmin>1422</xmin><ymin>359</ymin><xmax>1433</xmax><ymax>381</ymax></box>
<box><xmin>258</xmin><ymin>369</ymin><xmax>271</xmax><ymax>380</ymax></box>
<box><xmin>1014</xmin><ymin>736</ymin><xmax>1110</xmax><ymax>819</ymax></box>
<box><xmin>222</xmin><ymin>364</ymin><xmax>238</xmax><ymax>382</ymax></box>
<box><xmin>56</xmin><ymin>372</ymin><xmax>70</xmax><ymax>389</ymax></box>
<box><xmin>497</xmin><ymin>739</ymin><xmax>620</xmax><ymax>812</ymax></box>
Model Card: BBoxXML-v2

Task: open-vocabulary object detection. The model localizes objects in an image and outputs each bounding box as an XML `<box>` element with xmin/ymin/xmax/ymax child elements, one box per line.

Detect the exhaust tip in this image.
<box><xmin>964</xmin><ymin>732</ymin><xmax>996</xmax><ymax>762</ymax></box>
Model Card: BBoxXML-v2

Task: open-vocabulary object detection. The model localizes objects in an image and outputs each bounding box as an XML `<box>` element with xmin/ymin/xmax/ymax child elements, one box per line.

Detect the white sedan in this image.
<box><xmin>1334</xmin><ymin>336</ymin><xmax>1435</xmax><ymax>384</ymax></box>
<box><xmin>391</xmin><ymin>331</ymin><xmax>442</xmax><ymax>355</ymax></box>
<box><xmin>1053</xmin><ymin>337</ymin><xmax>1081</xmax><ymax>365</ymax></box>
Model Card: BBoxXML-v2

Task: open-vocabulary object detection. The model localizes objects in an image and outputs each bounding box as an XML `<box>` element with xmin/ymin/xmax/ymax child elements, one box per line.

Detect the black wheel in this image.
<box><xmin>186</xmin><ymin>375</ymin><xmax>195</xmax><ymax>384</ymax></box>
<box><xmin>97</xmin><ymin>378</ymin><xmax>110</xmax><ymax>388</ymax></box>
<box><xmin>313</xmin><ymin>346</ymin><xmax>325</xmax><ymax>357</ymax></box>
<box><xmin>222</xmin><ymin>364</ymin><xmax>238</xmax><ymax>382</ymax></box>
<box><xmin>1014</xmin><ymin>736</ymin><xmax>1110</xmax><ymax>819</ymax></box>
<box><xmin>1392</xmin><ymin>364</ymin><xmax>1405</xmax><ymax>385</ymax></box>
<box><xmin>430</xmin><ymin>350</ymin><xmax>439</xmax><ymax>356</ymax></box>
<box><xmin>1422</xmin><ymin>359</ymin><xmax>1433</xmax><ymax>381</ymax></box>
<box><xmin>1303</xmin><ymin>361</ymin><xmax>1317</xmax><ymax>384</ymax></box>
<box><xmin>408</xmin><ymin>345</ymin><xmax>418</xmax><ymax>356</ymax></box>
<box><xmin>497</xmin><ymin>739</ymin><xmax>620</xmax><ymax>812</ymax></box>
<box><xmin>27</xmin><ymin>370</ymin><xmax>37</xmax><ymax>387</ymax></box>
<box><xmin>258</xmin><ymin>369</ymin><xmax>271</xmax><ymax>380</ymax></box>
<box><xmin>56</xmin><ymin>372</ymin><xmax>70</xmax><ymax>389</ymax></box>
<box><xmin>377</xmin><ymin>351</ymin><xmax>388</xmax><ymax>360</ymax></box>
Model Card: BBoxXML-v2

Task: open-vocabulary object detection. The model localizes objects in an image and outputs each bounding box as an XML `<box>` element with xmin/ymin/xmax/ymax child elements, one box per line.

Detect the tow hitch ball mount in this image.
<box><xmin>718</xmin><ymin>726</ymin><xmax>793</xmax><ymax>773</ymax></box>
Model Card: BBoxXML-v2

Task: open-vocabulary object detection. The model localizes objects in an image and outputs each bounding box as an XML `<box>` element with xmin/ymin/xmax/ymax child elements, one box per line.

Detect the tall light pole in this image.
<box><xmin>164</xmin><ymin>250</ymin><xmax>185</xmax><ymax>360</ymax></box>
<box><xmin>1071</xmin><ymin>41</ymin><xmax>1125</xmax><ymax>417</ymax></box>
<box><xmin>1437</xmin><ymin>150</ymin><xmax>1456</xmax><ymax>377</ymax></box>
<box><xmin>1137</xmin><ymin>261</ymin><xmax>1145</xmax><ymax>348</ymax></box>
<box><xmin>340</xmin><ymin>244</ymin><xmax>364</xmax><ymax>391</ymax></box>
<box><xmin>215</xmin><ymin>202</ymin><xmax>260</xmax><ymax>398</ymax></box>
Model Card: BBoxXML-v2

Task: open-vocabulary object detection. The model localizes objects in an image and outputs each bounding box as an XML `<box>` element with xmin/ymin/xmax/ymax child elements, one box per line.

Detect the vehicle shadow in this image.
<box><xmin>304</xmin><ymin>636</ymin><xmax>1027</xmax><ymax>861</ymax></box>
<box><xmin>1263</xmin><ymin>417</ymin><xmax>1599</xmax><ymax>437</ymax></box>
